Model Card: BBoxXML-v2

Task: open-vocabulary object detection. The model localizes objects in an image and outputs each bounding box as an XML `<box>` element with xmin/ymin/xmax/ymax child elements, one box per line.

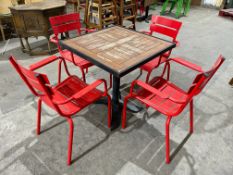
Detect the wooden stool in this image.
<box><xmin>0</xmin><ymin>20</ymin><xmax>5</xmax><ymax>41</ymax></box>
<box><xmin>66</xmin><ymin>0</ymin><xmax>80</xmax><ymax>12</ymax></box>
<box><xmin>117</xmin><ymin>0</ymin><xmax>136</xmax><ymax>30</ymax></box>
<box><xmin>85</xmin><ymin>0</ymin><xmax>118</xmax><ymax>29</ymax></box>
<box><xmin>0</xmin><ymin>14</ymin><xmax>13</xmax><ymax>41</ymax></box>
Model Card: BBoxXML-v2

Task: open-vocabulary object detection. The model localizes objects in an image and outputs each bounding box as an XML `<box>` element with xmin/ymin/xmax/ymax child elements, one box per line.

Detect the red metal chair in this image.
<box><xmin>122</xmin><ymin>55</ymin><xmax>225</xmax><ymax>163</ymax></box>
<box><xmin>49</xmin><ymin>13</ymin><xmax>94</xmax><ymax>83</ymax></box>
<box><xmin>9</xmin><ymin>55</ymin><xmax>111</xmax><ymax>166</ymax></box>
<box><xmin>49</xmin><ymin>13</ymin><xmax>113</xmax><ymax>88</ymax></box>
<box><xmin>140</xmin><ymin>15</ymin><xmax>182</xmax><ymax>83</ymax></box>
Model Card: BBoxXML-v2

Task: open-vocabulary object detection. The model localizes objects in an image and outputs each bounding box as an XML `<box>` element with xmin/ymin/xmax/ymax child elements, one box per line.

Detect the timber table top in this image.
<box><xmin>9</xmin><ymin>0</ymin><xmax>66</xmax><ymax>11</ymax></box>
<box><xmin>60</xmin><ymin>26</ymin><xmax>175</xmax><ymax>77</ymax></box>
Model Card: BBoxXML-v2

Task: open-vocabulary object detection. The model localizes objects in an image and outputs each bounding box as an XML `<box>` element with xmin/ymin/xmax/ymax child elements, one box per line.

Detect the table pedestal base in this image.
<box><xmin>95</xmin><ymin>76</ymin><xmax>143</xmax><ymax>130</ymax></box>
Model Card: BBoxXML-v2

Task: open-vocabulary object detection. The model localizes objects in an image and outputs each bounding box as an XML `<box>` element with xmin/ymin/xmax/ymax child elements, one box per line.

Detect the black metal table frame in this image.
<box><xmin>60</xmin><ymin>27</ymin><xmax>176</xmax><ymax>130</ymax></box>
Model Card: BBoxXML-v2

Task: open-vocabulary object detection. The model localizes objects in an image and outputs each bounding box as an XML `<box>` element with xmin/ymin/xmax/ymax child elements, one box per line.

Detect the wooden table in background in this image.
<box><xmin>60</xmin><ymin>26</ymin><xmax>176</xmax><ymax>129</ymax></box>
<box><xmin>9</xmin><ymin>0</ymin><xmax>66</xmax><ymax>55</ymax></box>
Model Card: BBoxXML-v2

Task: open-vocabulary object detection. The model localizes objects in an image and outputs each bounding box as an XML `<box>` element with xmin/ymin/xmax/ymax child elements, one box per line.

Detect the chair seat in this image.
<box><xmin>42</xmin><ymin>75</ymin><xmax>103</xmax><ymax>116</ymax></box>
<box><xmin>136</xmin><ymin>77</ymin><xmax>187</xmax><ymax>116</ymax></box>
<box><xmin>61</xmin><ymin>50</ymin><xmax>93</xmax><ymax>69</ymax></box>
<box><xmin>140</xmin><ymin>53</ymin><xmax>169</xmax><ymax>72</ymax></box>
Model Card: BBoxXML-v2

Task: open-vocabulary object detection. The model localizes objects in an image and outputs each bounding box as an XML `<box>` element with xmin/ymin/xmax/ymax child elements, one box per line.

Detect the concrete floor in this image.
<box><xmin>0</xmin><ymin>6</ymin><xmax>233</xmax><ymax>175</ymax></box>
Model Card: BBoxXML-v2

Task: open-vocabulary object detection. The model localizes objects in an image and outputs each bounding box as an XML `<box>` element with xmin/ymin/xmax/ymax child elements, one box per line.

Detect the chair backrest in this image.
<box><xmin>150</xmin><ymin>15</ymin><xmax>182</xmax><ymax>42</ymax></box>
<box><xmin>188</xmin><ymin>55</ymin><xmax>225</xmax><ymax>96</ymax></box>
<box><xmin>9</xmin><ymin>56</ymin><xmax>52</xmax><ymax>97</ymax></box>
<box><xmin>49</xmin><ymin>13</ymin><xmax>82</xmax><ymax>36</ymax></box>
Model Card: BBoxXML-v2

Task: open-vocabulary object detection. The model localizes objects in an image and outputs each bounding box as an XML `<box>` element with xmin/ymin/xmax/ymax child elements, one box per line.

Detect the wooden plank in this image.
<box><xmin>61</xmin><ymin>26</ymin><xmax>174</xmax><ymax>76</ymax></box>
<box><xmin>9</xmin><ymin>0</ymin><xmax>66</xmax><ymax>11</ymax></box>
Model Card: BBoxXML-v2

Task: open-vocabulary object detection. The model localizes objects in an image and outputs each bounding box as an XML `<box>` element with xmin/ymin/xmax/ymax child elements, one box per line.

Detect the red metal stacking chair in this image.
<box><xmin>9</xmin><ymin>55</ymin><xmax>111</xmax><ymax>165</ymax></box>
<box><xmin>122</xmin><ymin>55</ymin><xmax>225</xmax><ymax>163</ymax></box>
<box><xmin>140</xmin><ymin>15</ymin><xmax>182</xmax><ymax>83</ymax></box>
<box><xmin>50</xmin><ymin>13</ymin><xmax>113</xmax><ymax>88</ymax></box>
<box><xmin>49</xmin><ymin>13</ymin><xmax>94</xmax><ymax>83</ymax></box>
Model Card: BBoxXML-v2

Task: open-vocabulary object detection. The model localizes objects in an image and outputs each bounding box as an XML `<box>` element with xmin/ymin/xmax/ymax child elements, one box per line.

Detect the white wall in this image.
<box><xmin>203</xmin><ymin>0</ymin><xmax>223</xmax><ymax>7</ymax></box>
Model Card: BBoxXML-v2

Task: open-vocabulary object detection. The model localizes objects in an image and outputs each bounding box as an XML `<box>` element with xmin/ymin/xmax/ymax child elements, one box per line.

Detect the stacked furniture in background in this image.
<box><xmin>85</xmin><ymin>0</ymin><xmax>118</xmax><ymax>29</ymax></box>
<box><xmin>116</xmin><ymin>0</ymin><xmax>137</xmax><ymax>29</ymax></box>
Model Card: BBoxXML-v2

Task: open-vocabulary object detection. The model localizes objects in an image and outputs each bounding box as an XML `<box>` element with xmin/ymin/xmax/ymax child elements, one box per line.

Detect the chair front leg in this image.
<box><xmin>66</xmin><ymin>117</ymin><xmax>74</xmax><ymax>166</ymax></box>
<box><xmin>37</xmin><ymin>98</ymin><xmax>42</xmax><ymax>135</ymax></box>
<box><xmin>165</xmin><ymin>116</ymin><xmax>172</xmax><ymax>164</ymax></box>
<box><xmin>190</xmin><ymin>99</ymin><xmax>193</xmax><ymax>133</ymax></box>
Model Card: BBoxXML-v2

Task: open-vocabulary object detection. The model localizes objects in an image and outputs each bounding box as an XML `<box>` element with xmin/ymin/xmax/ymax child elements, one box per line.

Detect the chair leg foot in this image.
<box><xmin>37</xmin><ymin>98</ymin><xmax>42</xmax><ymax>135</ymax></box>
<box><xmin>165</xmin><ymin>116</ymin><xmax>172</xmax><ymax>164</ymax></box>
<box><xmin>66</xmin><ymin>117</ymin><xmax>74</xmax><ymax>166</ymax></box>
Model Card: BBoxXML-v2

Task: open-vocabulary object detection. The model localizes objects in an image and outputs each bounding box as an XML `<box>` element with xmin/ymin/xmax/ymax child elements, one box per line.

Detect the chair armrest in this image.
<box><xmin>130</xmin><ymin>80</ymin><xmax>187</xmax><ymax>104</ymax></box>
<box><xmin>29</xmin><ymin>55</ymin><xmax>61</xmax><ymax>71</ymax></box>
<box><xmin>73</xmin><ymin>79</ymin><xmax>108</xmax><ymax>99</ymax></box>
<box><xmin>53</xmin><ymin>79</ymin><xmax>108</xmax><ymax>105</ymax></box>
<box><xmin>140</xmin><ymin>30</ymin><xmax>152</xmax><ymax>35</ymax></box>
<box><xmin>168</xmin><ymin>57</ymin><xmax>204</xmax><ymax>72</ymax></box>
<box><xmin>130</xmin><ymin>80</ymin><xmax>168</xmax><ymax>98</ymax></box>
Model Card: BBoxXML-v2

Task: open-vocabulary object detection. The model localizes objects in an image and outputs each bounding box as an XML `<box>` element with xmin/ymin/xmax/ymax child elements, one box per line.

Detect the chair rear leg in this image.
<box><xmin>37</xmin><ymin>98</ymin><xmax>42</xmax><ymax>135</ymax></box>
<box><xmin>165</xmin><ymin>116</ymin><xmax>172</xmax><ymax>163</ymax></box>
<box><xmin>62</xmin><ymin>58</ymin><xmax>71</xmax><ymax>76</ymax></box>
<box><xmin>166</xmin><ymin>62</ymin><xmax>171</xmax><ymax>81</ymax></box>
<box><xmin>122</xmin><ymin>95</ymin><xmax>131</xmax><ymax>129</ymax></box>
<box><xmin>190</xmin><ymin>99</ymin><xmax>193</xmax><ymax>133</ymax></box>
<box><xmin>161</xmin><ymin>62</ymin><xmax>170</xmax><ymax>81</ymax></box>
<box><xmin>108</xmin><ymin>74</ymin><xmax>112</xmax><ymax>90</ymax></box>
<box><xmin>107</xmin><ymin>94</ymin><xmax>112</xmax><ymax>128</ymax></box>
<box><xmin>140</xmin><ymin>69</ymin><xmax>143</xmax><ymax>76</ymax></box>
<box><xmin>58</xmin><ymin>59</ymin><xmax>62</xmax><ymax>84</ymax></box>
<box><xmin>80</xmin><ymin>68</ymin><xmax>86</xmax><ymax>83</ymax></box>
<box><xmin>66</xmin><ymin>117</ymin><xmax>74</xmax><ymax>166</ymax></box>
<box><xmin>145</xmin><ymin>71</ymin><xmax>152</xmax><ymax>83</ymax></box>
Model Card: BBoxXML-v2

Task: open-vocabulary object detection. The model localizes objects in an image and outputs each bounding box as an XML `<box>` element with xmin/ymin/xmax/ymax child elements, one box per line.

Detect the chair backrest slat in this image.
<box><xmin>49</xmin><ymin>13</ymin><xmax>81</xmax><ymax>36</ymax></box>
<box><xmin>188</xmin><ymin>55</ymin><xmax>225</xmax><ymax>96</ymax></box>
<box><xmin>150</xmin><ymin>15</ymin><xmax>182</xmax><ymax>41</ymax></box>
<box><xmin>9</xmin><ymin>56</ymin><xmax>51</xmax><ymax>97</ymax></box>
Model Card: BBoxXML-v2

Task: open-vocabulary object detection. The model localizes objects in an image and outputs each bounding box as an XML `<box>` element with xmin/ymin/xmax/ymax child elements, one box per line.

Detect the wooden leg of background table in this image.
<box><xmin>111</xmin><ymin>75</ymin><xmax>121</xmax><ymax>130</ymax></box>
<box><xmin>0</xmin><ymin>25</ymin><xmax>5</xmax><ymax>41</ymax></box>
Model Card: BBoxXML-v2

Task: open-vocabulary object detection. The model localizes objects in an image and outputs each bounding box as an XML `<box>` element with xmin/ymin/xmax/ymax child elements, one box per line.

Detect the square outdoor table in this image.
<box><xmin>60</xmin><ymin>26</ymin><xmax>176</xmax><ymax>129</ymax></box>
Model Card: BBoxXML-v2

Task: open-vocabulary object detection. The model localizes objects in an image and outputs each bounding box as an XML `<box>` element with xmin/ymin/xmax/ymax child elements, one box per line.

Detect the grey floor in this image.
<box><xmin>0</xmin><ymin>6</ymin><xmax>233</xmax><ymax>175</ymax></box>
